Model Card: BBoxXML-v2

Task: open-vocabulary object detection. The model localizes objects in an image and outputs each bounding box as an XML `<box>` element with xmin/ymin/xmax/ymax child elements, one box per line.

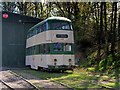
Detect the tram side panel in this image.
<box><xmin>62</xmin><ymin>55</ymin><xmax>75</xmax><ymax>66</ymax></box>
<box><xmin>26</xmin><ymin>54</ymin><xmax>75</xmax><ymax>70</ymax></box>
<box><xmin>26</xmin><ymin>32</ymin><xmax>48</xmax><ymax>48</ymax></box>
<box><xmin>26</xmin><ymin>30</ymin><xmax>74</xmax><ymax>48</ymax></box>
<box><xmin>31</xmin><ymin>55</ymin><xmax>48</xmax><ymax>69</ymax></box>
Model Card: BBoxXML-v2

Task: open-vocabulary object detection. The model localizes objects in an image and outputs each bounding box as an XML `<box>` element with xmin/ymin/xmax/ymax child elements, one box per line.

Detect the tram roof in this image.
<box><xmin>28</xmin><ymin>16</ymin><xmax>71</xmax><ymax>32</ymax></box>
<box><xmin>46</xmin><ymin>17</ymin><xmax>71</xmax><ymax>22</ymax></box>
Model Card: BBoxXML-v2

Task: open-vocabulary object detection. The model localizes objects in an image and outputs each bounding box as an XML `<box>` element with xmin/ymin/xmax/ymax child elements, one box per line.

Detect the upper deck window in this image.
<box><xmin>27</xmin><ymin>18</ymin><xmax>73</xmax><ymax>39</ymax></box>
<box><xmin>47</xmin><ymin>20</ymin><xmax>72</xmax><ymax>30</ymax></box>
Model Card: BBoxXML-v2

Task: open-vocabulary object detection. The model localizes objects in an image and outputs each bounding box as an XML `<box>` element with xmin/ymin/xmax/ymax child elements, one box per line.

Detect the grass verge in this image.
<box><xmin>12</xmin><ymin>68</ymin><xmax>120</xmax><ymax>89</ymax></box>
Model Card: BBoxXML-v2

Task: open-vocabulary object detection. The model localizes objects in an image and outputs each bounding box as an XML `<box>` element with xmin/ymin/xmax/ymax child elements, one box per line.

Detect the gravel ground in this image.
<box><xmin>0</xmin><ymin>81</ymin><xmax>11</xmax><ymax>90</ymax></box>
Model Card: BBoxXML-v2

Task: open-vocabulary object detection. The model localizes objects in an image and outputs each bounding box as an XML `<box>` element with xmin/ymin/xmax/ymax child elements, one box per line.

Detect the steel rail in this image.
<box><xmin>0</xmin><ymin>80</ymin><xmax>14</xmax><ymax>90</ymax></box>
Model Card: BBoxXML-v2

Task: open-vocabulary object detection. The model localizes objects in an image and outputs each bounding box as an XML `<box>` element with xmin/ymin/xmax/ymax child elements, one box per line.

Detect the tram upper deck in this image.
<box><xmin>26</xmin><ymin>17</ymin><xmax>74</xmax><ymax>48</ymax></box>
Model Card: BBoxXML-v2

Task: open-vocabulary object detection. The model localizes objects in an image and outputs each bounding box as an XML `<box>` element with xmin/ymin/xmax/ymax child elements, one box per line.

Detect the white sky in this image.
<box><xmin>0</xmin><ymin>0</ymin><xmax>119</xmax><ymax>2</ymax></box>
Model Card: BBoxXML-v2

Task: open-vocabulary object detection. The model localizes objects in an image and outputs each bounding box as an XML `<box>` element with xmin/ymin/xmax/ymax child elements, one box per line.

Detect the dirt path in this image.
<box><xmin>13</xmin><ymin>70</ymin><xmax>72</xmax><ymax>90</ymax></box>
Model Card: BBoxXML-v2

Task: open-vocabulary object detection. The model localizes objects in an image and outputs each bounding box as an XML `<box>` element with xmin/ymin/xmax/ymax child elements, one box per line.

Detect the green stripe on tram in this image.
<box><xmin>50</xmin><ymin>51</ymin><xmax>74</xmax><ymax>55</ymax></box>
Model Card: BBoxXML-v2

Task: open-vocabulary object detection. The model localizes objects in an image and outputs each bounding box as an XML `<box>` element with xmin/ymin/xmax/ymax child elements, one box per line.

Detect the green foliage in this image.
<box><xmin>87</xmin><ymin>67</ymin><xmax>95</xmax><ymax>72</ymax></box>
<box><xmin>84</xmin><ymin>50</ymin><xmax>120</xmax><ymax>75</ymax></box>
<box><xmin>97</xmin><ymin>53</ymin><xmax>120</xmax><ymax>75</ymax></box>
<box><xmin>98</xmin><ymin>55</ymin><xmax>112</xmax><ymax>72</ymax></box>
<box><xmin>99</xmin><ymin>59</ymin><xmax>106</xmax><ymax>71</ymax></box>
<box><xmin>83</xmin><ymin>51</ymin><xmax>97</xmax><ymax>67</ymax></box>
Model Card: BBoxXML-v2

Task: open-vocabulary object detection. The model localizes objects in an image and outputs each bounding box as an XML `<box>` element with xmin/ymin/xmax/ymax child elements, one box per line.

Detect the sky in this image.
<box><xmin>0</xmin><ymin>0</ymin><xmax>119</xmax><ymax>2</ymax></box>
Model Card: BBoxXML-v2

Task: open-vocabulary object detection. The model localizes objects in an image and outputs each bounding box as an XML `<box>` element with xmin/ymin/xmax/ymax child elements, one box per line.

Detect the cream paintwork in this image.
<box><xmin>26</xmin><ymin>30</ymin><xmax>74</xmax><ymax>48</ymax></box>
<box><xmin>26</xmin><ymin>55</ymin><xmax>75</xmax><ymax>69</ymax></box>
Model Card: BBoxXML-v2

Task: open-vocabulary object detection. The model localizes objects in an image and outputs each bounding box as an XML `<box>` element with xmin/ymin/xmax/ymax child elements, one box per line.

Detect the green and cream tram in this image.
<box><xmin>26</xmin><ymin>17</ymin><xmax>75</xmax><ymax>71</ymax></box>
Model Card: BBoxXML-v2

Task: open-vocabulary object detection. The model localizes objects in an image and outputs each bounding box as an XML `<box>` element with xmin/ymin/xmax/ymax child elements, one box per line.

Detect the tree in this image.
<box><xmin>2</xmin><ymin>2</ymin><xmax>16</xmax><ymax>12</ymax></box>
<box><xmin>111</xmin><ymin>2</ymin><xmax>119</xmax><ymax>89</ymax></box>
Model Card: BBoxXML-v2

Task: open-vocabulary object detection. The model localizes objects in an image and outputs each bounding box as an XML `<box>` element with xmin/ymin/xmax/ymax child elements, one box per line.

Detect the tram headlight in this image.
<box><xmin>54</xmin><ymin>59</ymin><xmax>57</xmax><ymax>65</ymax></box>
<box><xmin>54</xmin><ymin>62</ymin><xmax>57</xmax><ymax>65</ymax></box>
<box><xmin>54</xmin><ymin>59</ymin><xmax>57</xmax><ymax>62</ymax></box>
<box><xmin>69</xmin><ymin>59</ymin><xmax>72</xmax><ymax>65</ymax></box>
<box><xmin>69</xmin><ymin>59</ymin><xmax>72</xmax><ymax>62</ymax></box>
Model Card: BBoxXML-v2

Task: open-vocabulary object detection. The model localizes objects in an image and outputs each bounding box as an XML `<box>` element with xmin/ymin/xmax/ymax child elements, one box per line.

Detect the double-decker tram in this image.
<box><xmin>26</xmin><ymin>17</ymin><xmax>75</xmax><ymax>71</ymax></box>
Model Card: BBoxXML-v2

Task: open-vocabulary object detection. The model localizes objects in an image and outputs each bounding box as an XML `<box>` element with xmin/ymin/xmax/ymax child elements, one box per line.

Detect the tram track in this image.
<box><xmin>0</xmin><ymin>80</ymin><xmax>14</xmax><ymax>90</ymax></box>
<box><xmin>0</xmin><ymin>70</ymin><xmax>38</xmax><ymax>90</ymax></box>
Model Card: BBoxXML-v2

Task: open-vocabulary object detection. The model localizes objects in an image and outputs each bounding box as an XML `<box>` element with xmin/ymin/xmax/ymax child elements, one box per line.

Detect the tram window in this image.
<box><xmin>38</xmin><ymin>45</ymin><xmax>41</xmax><ymax>54</ymax></box>
<box><xmin>62</xmin><ymin>24</ymin><xmax>70</xmax><ymax>30</ymax></box>
<box><xmin>30</xmin><ymin>31</ymin><xmax>32</xmax><ymax>37</ymax></box>
<box><xmin>41</xmin><ymin>44</ymin><xmax>46</xmax><ymax>54</ymax></box>
<box><xmin>41</xmin><ymin>25</ymin><xmax>44</xmax><ymax>32</ymax></box>
<box><xmin>46</xmin><ymin>44</ymin><xmax>50</xmax><ymax>53</ymax></box>
<box><xmin>28</xmin><ymin>33</ymin><xmax>30</xmax><ymax>38</ymax></box>
<box><xmin>53</xmin><ymin>43</ymin><xmax>62</xmax><ymax>52</ymax></box>
<box><xmin>30</xmin><ymin>30</ymin><xmax>33</xmax><ymax>37</ymax></box>
<box><xmin>36</xmin><ymin>27</ymin><xmax>40</xmax><ymax>34</ymax></box>
<box><xmin>39</xmin><ymin>26</ymin><xmax>42</xmax><ymax>33</ymax></box>
<box><xmin>64</xmin><ymin>44</ymin><xmax>72</xmax><ymax>51</ymax></box>
<box><xmin>29</xmin><ymin>47</ymin><xmax>31</xmax><ymax>55</ymax></box>
<box><xmin>70</xmin><ymin>24</ymin><xmax>73</xmax><ymax>30</ymax></box>
<box><xmin>35</xmin><ymin>45</ymin><xmax>40</xmax><ymax>54</ymax></box>
<box><xmin>27</xmin><ymin>48</ymin><xmax>29</xmax><ymax>55</ymax></box>
<box><xmin>29</xmin><ymin>31</ymin><xmax>31</xmax><ymax>37</ymax></box>
<box><xmin>27</xmin><ymin>47</ymin><xmax>32</xmax><ymax>55</ymax></box>
<box><xmin>43</xmin><ymin>23</ymin><xmax>46</xmax><ymax>31</ymax></box>
<box><xmin>41</xmin><ymin>23</ymin><xmax>46</xmax><ymax>32</ymax></box>
<box><xmin>32</xmin><ymin>46</ymin><xmax>36</xmax><ymax>55</ymax></box>
<box><xmin>33</xmin><ymin>29</ymin><xmax>36</xmax><ymax>36</ymax></box>
<box><xmin>34</xmin><ymin>28</ymin><xmax>38</xmax><ymax>35</ymax></box>
<box><xmin>48</xmin><ymin>20</ymin><xmax>72</xmax><ymax>30</ymax></box>
<box><xmin>29</xmin><ymin>48</ymin><xmax>31</xmax><ymax>55</ymax></box>
<box><xmin>29</xmin><ymin>47</ymin><xmax>32</xmax><ymax>55</ymax></box>
<box><xmin>46</xmin><ymin>22</ymin><xmax>49</xmax><ymax>30</ymax></box>
<box><xmin>27</xmin><ymin>30</ymin><xmax>32</xmax><ymax>38</ymax></box>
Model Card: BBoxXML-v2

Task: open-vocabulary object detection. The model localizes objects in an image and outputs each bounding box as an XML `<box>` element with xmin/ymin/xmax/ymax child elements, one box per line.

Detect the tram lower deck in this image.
<box><xmin>26</xmin><ymin>54</ymin><xmax>74</xmax><ymax>70</ymax></box>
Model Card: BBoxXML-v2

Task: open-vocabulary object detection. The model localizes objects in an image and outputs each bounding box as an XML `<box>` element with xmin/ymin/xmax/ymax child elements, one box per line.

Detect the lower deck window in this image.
<box><xmin>64</xmin><ymin>44</ymin><xmax>72</xmax><ymax>51</ymax></box>
<box><xmin>53</xmin><ymin>43</ymin><xmax>62</xmax><ymax>51</ymax></box>
<box><xmin>26</xmin><ymin>43</ymin><xmax>74</xmax><ymax>55</ymax></box>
